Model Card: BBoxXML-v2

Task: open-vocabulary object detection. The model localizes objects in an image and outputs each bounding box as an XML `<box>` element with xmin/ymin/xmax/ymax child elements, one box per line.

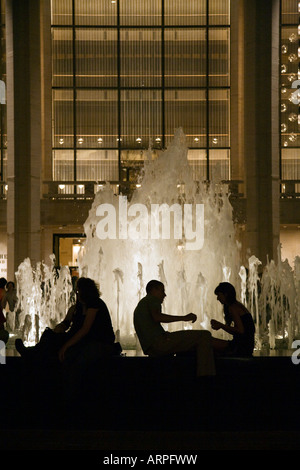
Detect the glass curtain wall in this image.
<box><xmin>51</xmin><ymin>0</ymin><xmax>230</xmax><ymax>195</ymax></box>
<box><xmin>280</xmin><ymin>0</ymin><xmax>300</xmax><ymax>195</ymax></box>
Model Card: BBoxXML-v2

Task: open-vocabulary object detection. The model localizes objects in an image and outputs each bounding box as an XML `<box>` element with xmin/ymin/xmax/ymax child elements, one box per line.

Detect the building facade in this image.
<box><xmin>0</xmin><ymin>0</ymin><xmax>299</xmax><ymax>280</ymax></box>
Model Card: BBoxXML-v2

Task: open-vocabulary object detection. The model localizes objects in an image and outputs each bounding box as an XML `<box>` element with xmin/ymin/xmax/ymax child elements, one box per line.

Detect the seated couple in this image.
<box><xmin>133</xmin><ymin>280</ymin><xmax>255</xmax><ymax>377</ymax></box>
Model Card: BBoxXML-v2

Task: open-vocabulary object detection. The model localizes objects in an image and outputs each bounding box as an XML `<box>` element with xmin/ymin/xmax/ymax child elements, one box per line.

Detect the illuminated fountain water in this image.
<box><xmin>75</xmin><ymin>128</ymin><xmax>242</xmax><ymax>348</ymax></box>
<box><xmin>13</xmin><ymin>255</ymin><xmax>73</xmax><ymax>345</ymax></box>
<box><xmin>258</xmin><ymin>252</ymin><xmax>300</xmax><ymax>350</ymax></box>
<box><xmin>10</xmin><ymin>129</ymin><xmax>300</xmax><ymax>352</ymax></box>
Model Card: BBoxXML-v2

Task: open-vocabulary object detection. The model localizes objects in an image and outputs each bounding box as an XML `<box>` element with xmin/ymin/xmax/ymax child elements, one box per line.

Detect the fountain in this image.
<box><xmin>9</xmin><ymin>129</ymin><xmax>300</xmax><ymax>353</ymax></box>
<box><xmin>77</xmin><ymin>128</ymin><xmax>242</xmax><ymax>348</ymax></box>
<box><xmin>12</xmin><ymin>255</ymin><xmax>73</xmax><ymax>345</ymax></box>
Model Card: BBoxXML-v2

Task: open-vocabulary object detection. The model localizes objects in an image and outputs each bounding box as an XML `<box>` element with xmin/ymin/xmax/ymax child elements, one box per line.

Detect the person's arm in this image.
<box><xmin>53</xmin><ymin>304</ymin><xmax>76</xmax><ymax>333</ymax></box>
<box><xmin>151</xmin><ymin>308</ymin><xmax>197</xmax><ymax>324</ymax></box>
<box><xmin>58</xmin><ymin>307</ymin><xmax>97</xmax><ymax>361</ymax></box>
<box><xmin>211</xmin><ymin>304</ymin><xmax>245</xmax><ymax>336</ymax></box>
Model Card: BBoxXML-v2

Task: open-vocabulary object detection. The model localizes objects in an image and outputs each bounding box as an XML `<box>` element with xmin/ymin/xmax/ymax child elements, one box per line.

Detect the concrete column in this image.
<box><xmin>6</xmin><ymin>0</ymin><xmax>42</xmax><ymax>280</ymax></box>
<box><xmin>243</xmin><ymin>0</ymin><xmax>280</xmax><ymax>265</ymax></box>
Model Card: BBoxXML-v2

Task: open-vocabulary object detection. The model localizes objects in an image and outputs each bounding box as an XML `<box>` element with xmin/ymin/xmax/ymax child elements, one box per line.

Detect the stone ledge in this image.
<box><xmin>1</xmin><ymin>353</ymin><xmax>299</xmax><ymax>433</ymax></box>
<box><xmin>2</xmin><ymin>352</ymin><xmax>297</xmax><ymax>386</ymax></box>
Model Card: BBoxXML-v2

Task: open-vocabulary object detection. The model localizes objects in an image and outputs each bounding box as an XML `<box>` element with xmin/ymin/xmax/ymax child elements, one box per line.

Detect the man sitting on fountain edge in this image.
<box><xmin>133</xmin><ymin>280</ymin><xmax>215</xmax><ymax>377</ymax></box>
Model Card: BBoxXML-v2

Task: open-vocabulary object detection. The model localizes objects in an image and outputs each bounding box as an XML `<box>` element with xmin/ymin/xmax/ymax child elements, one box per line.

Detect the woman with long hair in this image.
<box><xmin>15</xmin><ymin>277</ymin><xmax>117</xmax><ymax>363</ymax></box>
<box><xmin>211</xmin><ymin>282</ymin><xmax>255</xmax><ymax>357</ymax></box>
<box><xmin>58</xmin><ymin>277</ymin><xmax>116</xmax><ymax>362</ymax></box>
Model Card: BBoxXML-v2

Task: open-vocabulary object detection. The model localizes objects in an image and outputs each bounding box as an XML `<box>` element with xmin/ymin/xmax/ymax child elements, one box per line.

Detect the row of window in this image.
<box><xmin>53</xmin><ymin>88</ymin><xmax>230</xmax><ymax>149</ymax></box>
<box><xmin>52</xmin><ymin>148</ymin><xmax>230</xmax><ymax>184</ymax></box>
<box><xmin>51</xmin><ymin>0</ymin><xmax>230</xmax><ymax>26</ymax></box>
<box><xmin>52</xmin><ymin>27</ymin><xmax>229</xmax><ymax>88</ymax></box>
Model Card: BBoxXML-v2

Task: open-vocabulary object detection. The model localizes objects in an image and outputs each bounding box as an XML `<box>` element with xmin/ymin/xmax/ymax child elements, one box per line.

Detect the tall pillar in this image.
<box><xmin>6</xmin><ymin>0</ymin><xmax>42</xmax><ymax>280</ymax></box>
<box><xmin>243</xmin><ymin>0</ymin><xmax>280</xmax><ymax>265</ymax></box>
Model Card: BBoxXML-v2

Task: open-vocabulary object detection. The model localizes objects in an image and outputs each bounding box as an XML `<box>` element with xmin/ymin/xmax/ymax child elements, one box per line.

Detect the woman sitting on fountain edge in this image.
<box><xmin>15</xmin><ymin>277</ymin><xmax>120</xmax><ymax>364</ymax></box>
<box><xmin>211</xmin><ymin>282</ymin><xmax>255</xmax><ymax>357</ymax></box>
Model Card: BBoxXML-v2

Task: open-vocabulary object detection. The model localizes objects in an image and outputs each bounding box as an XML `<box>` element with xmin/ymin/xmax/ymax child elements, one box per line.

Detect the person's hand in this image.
<box><xmin>185</xmin><ymin>313</ymin><xmax>197</xmax><ymax>323</ymax></box>
<box><xmin>211</xmin><ymin>319</ymin><xmax>223</xmax><ymax>330</ymax></box>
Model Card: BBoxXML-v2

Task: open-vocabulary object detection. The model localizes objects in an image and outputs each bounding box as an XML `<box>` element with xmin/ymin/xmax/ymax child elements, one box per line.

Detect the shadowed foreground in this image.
<box><xmin>0</xmin><ymin>353</ymin><xmax>299</xmax><ymax>450</ymax></box>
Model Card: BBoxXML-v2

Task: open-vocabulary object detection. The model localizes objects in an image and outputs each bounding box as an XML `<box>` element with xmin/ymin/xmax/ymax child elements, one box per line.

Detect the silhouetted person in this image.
<box><xmin>2</xmin><ymin>281</ymin><xmax>17</xmax><ymax>312</ymax></box>
<box><xmin>2</xmin><ymin>281</ymin><xmax>18</xmax><ymax>332</ymax></box>
<box><xmin>15</xmin><ymin>277</ymin><xmax>117</xmax><ymax>365</ymax></box>
<box><xmin>211</xmin><ymin>282</ymin><xmax>255</xmax><ymax>357</ymax></box>
<box><xmin>134</xmin><ymin>280</ymin><xmax>215</xmax><ymax>377</ymax></box>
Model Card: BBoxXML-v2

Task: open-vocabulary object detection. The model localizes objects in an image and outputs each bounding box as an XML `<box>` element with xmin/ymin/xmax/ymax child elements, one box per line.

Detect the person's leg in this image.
<box><xmin>15</xmin><ymin>329</ymin><xmax>67</xmax><ymax>363</ymax></box>
<box><xmin>149</xmin><ymin>330</ymin><xmax>216</xmax><ymax>376</ymax></box>
<box><xmin>212</xmin><ymin>337</ymin><xmax>230</xmax><ymax>352</ymax></box>
<box><xmin>62</xmin><ymin>340</ymin><xmax>114</xmax><ymax>404</ymax></box>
